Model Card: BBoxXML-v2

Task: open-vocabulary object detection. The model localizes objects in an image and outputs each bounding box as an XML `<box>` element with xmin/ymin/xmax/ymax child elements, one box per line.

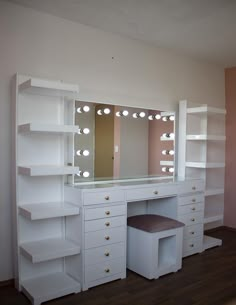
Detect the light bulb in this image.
<box><xmin>162</xmin><ymin>167</ymin><xmax>174</xmax><ymax>173</ymax></box>
<box><xmin>133</xmin><ymin>113</ymin><xmax>138</xmax><ymax>118</ymax></box>
<box><xmin>162</xmin><ymin>133</ymin><xmax>174</xmax><ymax>138</ymax></box>
<box><xmin>162</xmin><ymin>115</ymin><xmax>175</xmax><ymax>121</ymax></box>
<box><xmin>97</xmin><ymin>109</ymin><xmax>102</xmax><ymax>115</ymax></box>
<box><xmin>148</xmin><ymin>114</ymin><xmax>161</xmax><ymax>120</ymax></box>
<box><xmin>162</xmin><ymin>150</ymin><xmax>174</xmax><ymax>155</ymax></box>
<box><xmin>78</xmin><ymin>127</ymin><xmax>90</xmax><ymax>135</ymax></box>
<box><xmin>155</xmin><ymin>114</ymin><xmax>161</xmax><ymax>120</ymax></box>
<box><xmin>139</xmin><ymin>112</ymin><xmax>145</xmax><ymax>118</ymax></box>
<box><xmin>77</xmin><ymin>171</ymin><xmax>90</xmax><ymax>178</ymax></box>
<box><xmin>133</xmin><ymin>112</ymin><xmax>145</xmax><ymax>118</ymax></box>
<box><xmin>104</xmin><ymin>108</ymin><xmax>111</xmax><ymax>114</ymax></box>
<box><xmin>77</xmin><ymin>105</ymin><xmax>90</xmax><ymax>113</ymax></box>
<box><xmin>169</xmin><ymin>115</ymin><xmax>175</xmax><ymax>121</ymax></box>
<box><xmin>116</xmin><ymin>110</ymin><xmax>129</xmax><ymax>117</ymax></box>
<box><xmin>76</xmin><ymin>149</ymin><xmax>90</xmax><ymax>156</ymax></box>
<box><xmin>148</xmin><ymin>115</ymin><xmax>154</xmax><ymax>120</ymax></box>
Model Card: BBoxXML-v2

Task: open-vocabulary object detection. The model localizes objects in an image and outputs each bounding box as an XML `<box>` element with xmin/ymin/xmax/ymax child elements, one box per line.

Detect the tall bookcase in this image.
<box><xmin>178</xmin><ymin>100</ymin><xmax>226</xmax><ymax>251</ymax></box>
<box><xmin>12</xmin><ymin>74</ymin><xmax>82</xmax><ymax>305</ymax></box>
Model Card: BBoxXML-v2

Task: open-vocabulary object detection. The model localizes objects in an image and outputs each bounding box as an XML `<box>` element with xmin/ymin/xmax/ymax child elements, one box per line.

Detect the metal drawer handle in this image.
<box><xmin>105</xmin><ymin>196</ymin><xmax>110</xmax><ymax>200</ymax></box>
<box><xmin>192</xmin><ymin>198</ymin><xmax>196</xmax><ymax>203</ymax></box>
<box><xmin>190</xmin><ymin>231</ymin><xmax>195</xmax><ymax>235</ymax></box>
<box><xmin>104</xmin><ymin>252</ymin><xmax>110</xmax><ymax>257</ymax></box>
<box><xmin>105</xmin><ymin>268</ymin><xmax>110</xmax><ymax>273</ymax></box>
<box><xmin>191</xmin><ymin>218</ymin><xmax>195</xmax><ymax>222</ymax></box>
<box><xmin>153</xmin><ymin>190</ymin><xmax>158</xmax><ymax>195</ymax></box>
<box><xmin>105</xmin><ymin>222</ymin><xmax>110</xmax><ymax>227</ymax></box>
<box><xmin>105</xmin><ymin>236</ymin><xmax>110</xmax><ymax>240</ymax></box>
<box><xmin>192</xmin><ymin>186</ymin><xmax>196</xmax><ymax>190</ymax></box>
<box><xmin>105</xmin><ymin>211</ymin><xmax>110</xmax><ymax>215</ymax></box>
<box><xmin>191</xmin><ymin>207</ymin><xmax>196</xmax><ymax>211</ymax></box>
<box><xmin>190</xmin><ymin>244</ymin><xmax>194</xmax><ymax>248</ymax></box>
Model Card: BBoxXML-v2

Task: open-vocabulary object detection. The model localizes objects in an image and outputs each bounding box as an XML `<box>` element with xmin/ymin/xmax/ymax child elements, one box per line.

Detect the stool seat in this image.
<box><xmin>127</xmin><ymin>214</ymin><xmax>184</xmax><ymax>233</ymax></box>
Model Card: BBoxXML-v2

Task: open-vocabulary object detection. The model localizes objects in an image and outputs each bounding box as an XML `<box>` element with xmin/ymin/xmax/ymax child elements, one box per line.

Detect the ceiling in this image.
<box><xmin>4</xmin><ymin>0</ymin><xmax>236</xmax><ymax>67</ymax></box>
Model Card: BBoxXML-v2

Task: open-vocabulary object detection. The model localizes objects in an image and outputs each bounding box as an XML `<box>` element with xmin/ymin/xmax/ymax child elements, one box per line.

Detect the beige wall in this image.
<box><xmin>0</xmin><ymin>1</ymin><xmax>225</xmax><ymax>280</ymax></box>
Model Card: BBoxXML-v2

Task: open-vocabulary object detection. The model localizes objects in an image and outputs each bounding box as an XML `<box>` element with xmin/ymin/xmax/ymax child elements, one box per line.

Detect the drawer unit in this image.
<box><xmin>183</xmin><ymin>224</ymin><xmax>204</xmax><ymax>239</ymax></box>
<box><xmin>126</xmin><ymin>185</ymin><xmax>178</xmax><ymax>202</ymax></box>
<box><xmin>84</xmin><ymin>226</ymin><xmax>125</xmax><ymax>249</ymax></box>
<box><xmin>85</xmin><ymin>216</ymin><xmax>126</xmax><ymax>232</ymax></box>
<box><xmin>84</xmin><ymin>205</ymin><xmax>126</xmax><ymax>221</ymax></box>
<box><xmin>178</xmin><ymin>202</ymin><xmax>204</xmax><ymax>215</ymax></box>
<box><xmin>179</xmin><ymin>180</ymin><xmax>205</xmax><ymax>195</ymax></box>
<box><xmin>178</xmin><ymin>211</ymin><xmax>204</xmax><ymax>226</ymax></box>
<box><xmin>85</xmin><ymin>257</ymin><xmax>125</xmax><ymax>283</ymax></box>
<box><xmin>183</xmin><ymin>236</ymin><xmax>203</xmax><ymax>257</ymax></box>
<box><xmin>84</xmin><ymin>242</ymin><xmax>125</xmax><ymax>265</ymax></box>
<box><xmin>83</xmin><ymin>190</ymin><xmax>125</xmax><ymax>205</ymax></box>
<box><xmin>178</xmin><ymin>193</ymin><xmax>204</xmax><ymax>206</ymax></box>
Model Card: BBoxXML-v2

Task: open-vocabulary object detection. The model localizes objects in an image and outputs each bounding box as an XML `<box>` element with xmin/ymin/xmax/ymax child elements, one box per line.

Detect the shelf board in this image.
<box><xmin>21</xmin><ymin>272</ymin><xmax>81</xmax><ymax>305</ymax></box>
<box><xmin>18</xmin><ymin>123</ymin><xmax>79</xmax><ymax>134</ymax></box>
<box><xmin>185</xmin><ymin>162</ymin><xmax>225</xmax><ymax>169</ymax></box>
<box><xmin>186</xmin><ymin>135</ymin><xmax>226</xmax><ymax>141</ymax></box>
<box><xmin>20</xmin><ymin>238</ymin><xmax>80</xmax><ymax>263</ymax></box>
<box><xmin>204</xmin><ymin>215</ymin><xmax>223</xmax><ymax>224</ymax></box>
<box><xmin>203</xmin><ymin>235</ymin><xmax>222</xmax><ymax>251</ymax></box>
<box><xmin>160</xmin><ymin>161</ymin><xmax>174</xmax><ymax>166</ymax></box>
<box><xmin>19</xmin><ymin>78</ymin><xmax>79</xmax><ymax>97</ymax></box>
<box><xmin>205</xmin><ymin>188</ymin><xmax>224</xmax><ymax>196</ymax></box>
<box><xmin>187</xmin><ymin>106</ymin><xmax>226</xmax><ymax>115</ymax></box>
<box><xmin>18</xmin><ymin>165</ymin><xmax>80</xmax><ymax>176</ymax></box>
<box><xmin>160</xmin><ymin>136</ymin><xmax>175</xmax><ymax>141</ymax></box>
<box><xmin>19</xmin><ymin>202</ymin><xmax>80</xmax><ymax>220</ymax></box>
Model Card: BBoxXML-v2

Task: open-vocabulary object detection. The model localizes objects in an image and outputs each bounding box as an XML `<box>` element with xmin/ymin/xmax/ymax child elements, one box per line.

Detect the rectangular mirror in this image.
<box><xmin>74</xmin><ymin>101</ymin><xmax>175</xmax><ymax>183</ymax></box>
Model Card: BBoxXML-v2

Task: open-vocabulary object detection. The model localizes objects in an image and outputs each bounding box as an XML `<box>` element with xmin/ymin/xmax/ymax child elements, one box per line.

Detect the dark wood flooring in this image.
<box><xmin>1</xmin><ymin>228</ymin><xmax>236</xmax><ymax>305</ymax></box>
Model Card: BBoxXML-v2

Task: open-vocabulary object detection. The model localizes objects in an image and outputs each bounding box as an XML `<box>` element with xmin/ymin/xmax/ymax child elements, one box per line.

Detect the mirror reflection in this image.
<box><xmin>74</xmin><ymin>101</ymin><xmax>175</xmax><ymax>182</ymax></box>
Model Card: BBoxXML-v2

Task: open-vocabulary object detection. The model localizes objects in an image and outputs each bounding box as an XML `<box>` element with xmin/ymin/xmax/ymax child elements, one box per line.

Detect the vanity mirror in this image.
<box><xmin>74</xmin><ymin>101</ymin><xmax>175</xmax><ymax>182</ymax></box>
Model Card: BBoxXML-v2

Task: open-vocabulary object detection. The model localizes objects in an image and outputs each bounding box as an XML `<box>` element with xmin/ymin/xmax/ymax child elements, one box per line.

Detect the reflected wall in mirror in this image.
<box><xmin>74</xmin><ymin>101</ymin><xmax>175</xmax><ymax>182</ymax></box>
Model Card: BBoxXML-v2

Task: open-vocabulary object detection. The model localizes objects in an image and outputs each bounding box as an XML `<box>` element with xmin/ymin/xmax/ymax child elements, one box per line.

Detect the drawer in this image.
<box><xmin>85</xmin><ymin>226</ymin><xmax>125</xmax><ymax>249</ymax></box>
<box><xmin>85</xmin><ymin>216</ymin><xmax>126</xmax><ymax>232</ymax></box>
<box><xmin>178</xmin><ymin>202</ymin><xmax>204</xmax><ymax>215</ymax></box>
<box><xmin>83</xmin><ymin>190</ymin><xmax>124</xmax><ymax>205</ymax></box>
<box><xmin>178</xmin><ymin>211</ymin><xmax>204</xmax><ymax>226</ymax></box>
<box><xmin>179</xmin><ymin>180</ymin><xmax>205</xmax><ymax>195</ymax></box>
<box><xmin>84</xmin><ymin>242</ymin><xmax>125</xmax><ymax>265</ymax></box>
<box><xmin>126</xmin><ymin>185</ymin><xmax>178</xmax><ymax>201</ymax></box>
<box><xmin>84</xmin><ymin>204</ymin><xmax>126</xmax><ymax>221</ymax></box>
<box><xmin>183</xmin><ymin>224</ymin><xmax>204</xmax><ymax>239</ymax></box>
<box><xmin>183</xmin><ymin>236</ymin><xmax>203</xmax><ymax>256</ymax></box>
<box><xmin>178</xmin><ymin>193</ymin><xmax>204</xmax><ymax>206</ymax></box>
<box><xmin>85</xmin><ymin>257</ymin><xmax>125</xmax><ymax>283</ymax></box>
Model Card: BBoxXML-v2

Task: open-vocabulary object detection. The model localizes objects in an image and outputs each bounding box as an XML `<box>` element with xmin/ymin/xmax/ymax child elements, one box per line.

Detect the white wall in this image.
<box><xmin>0</xmin><ymin>1</ymin><xmax>225</xmax><ymax>281</ymax></box>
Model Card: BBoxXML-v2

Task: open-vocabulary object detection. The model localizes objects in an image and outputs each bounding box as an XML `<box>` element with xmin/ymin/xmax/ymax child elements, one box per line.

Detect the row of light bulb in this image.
<box><xmin>162</xmin><ymin>167</ymin><xmax>174</xmax><ymax>173</ymax></box>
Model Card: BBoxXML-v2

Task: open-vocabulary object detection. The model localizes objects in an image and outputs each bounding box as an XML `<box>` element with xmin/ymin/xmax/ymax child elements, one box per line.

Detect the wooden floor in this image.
<box><xmin>1</xmin><ymin>228</ymin><xmax>236</xmax><ymax>305</ymax></box>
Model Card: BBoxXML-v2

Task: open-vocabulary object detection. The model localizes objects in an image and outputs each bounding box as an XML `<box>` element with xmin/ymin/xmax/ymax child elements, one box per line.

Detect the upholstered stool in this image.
<box><xmin>127</xmin><ymin>214</ymin><xmax>185</xmax><ymax>279</ymax></box>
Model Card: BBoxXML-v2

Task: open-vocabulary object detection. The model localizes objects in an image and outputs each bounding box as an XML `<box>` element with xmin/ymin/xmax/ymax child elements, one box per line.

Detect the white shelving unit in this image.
<box><xmin>178</xmin><ymin>100</ymin><xmax>226</xmax><ymax>251</ymax></box>
<box><xmin>12</xmin><ymin>74</ymin><xmax>82</xmax><ymax>305</ymax></box>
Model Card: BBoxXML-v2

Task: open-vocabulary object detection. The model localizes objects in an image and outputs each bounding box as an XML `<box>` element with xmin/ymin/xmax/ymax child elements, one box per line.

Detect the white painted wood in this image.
<box><xmin>21</xmin><ymin>272</ymin><xmax>81</xmax><ymax>305</ymax></box>
<box><xmin>178</xmin><ymin>193</ymin><xmax>204</xmax><ymax>206</ymax></box>
<box><xmin>183</xmin><ymin>224</ymin><xmax>204</xmax><ymax>239</ymax></box>
<box><xmin>83</xmin><ymin>190</ymin><xmax>125</xmax><ymax>205</ymax></box>
<box><xmin>126</xmin><ymin>185</ymin><xmax>178</xmax><ymax>201</ymax></box>
<box><xmin>183</xmin><ymin>236</ymin><xmax>203</xmax><ymax>256</ymax></box>
<box><xmin>203</xmin><ymin>215</ymin><xmax>223</xmax><ymax>224</ymax></box>
<box><xmin>84</xmin><ymin>216</ymin><xmax>126</xmax><ymax>232</ymax></box>
<box><xmin>203</xmin><ymin>235</ymin><xmax>222</xmax><ymax>250</ymax></box>
<box><xmin>187</xmin><ymin>106</ymin><xmax>226</xmax><ymax>115</ymax></box>
<box><xmin>186</xmin><ymin>134</ymin><xmax>226</xmax><ymax>141</ymax></box>
<box><xmin>185</xmin><ymin>162</ymin><xmax>225</xmax><ymax>168</ymax></box>
<box><xmin>20</xmin><ymin>238</ymin><xmax>80</xmax><ymax>263</ymax></box>
<box><xmin>178</xmin><ymin>179</ymin><xmax>205</xmax><ymax>194</ymax></box>
<box><xmin>18</xmin><ymin>165</ymin><xmax>80</xmax><ymax>176</ymax></box>
<box><xmin>178</xmin><ymin>202</ymin><xmax>204</xmax><ymax>215</ymax></box>
<box><xmin>18</xmin><ymin>123</ymin><xmax>79</xmax><ymax>134</ymax></box>
<box><xmin>178</xmin><ymin>211</ymin><xmax>204</xmax><ymax>226</ymax></box>
<box><xmin>19</xmin><ymin>202</ymin><xmax>80</xmax><ymax>220</ymax></box>
<box><xmin>84</xmin><ymin>205</ymin><xmax>126</xmax><ymax>221</ymax></box>
<box><xmin>205</xmin><ymin>188</ymin><xmax>224</xmax><ymax>196</ymax></box>
<box><xmin>160</xmin><ymin>160</ymin><xmax>174</xmax><ymax>166</ymax></box>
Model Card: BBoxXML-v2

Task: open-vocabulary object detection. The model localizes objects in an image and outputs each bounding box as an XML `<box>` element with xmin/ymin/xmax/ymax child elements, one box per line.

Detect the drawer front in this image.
<box><xmin>178</xmin><ymin>193</ymin><xmax>204</xmax><ymax>206</ymax></box>
<box><xmin>85</xmin><ymin>216</ymin><xmax>126</xmax><ymax>232</ymax></box>
<box><xmin>178</xmin><ymin>202</ymin><xmax>204</xmax><ymax>215</ymax></box>
<box><xmin>85</xmin><ymin>257</ymin><xmax>125</xmax><ymax>283</ymax></box>
<box><xmin>84</xmin><ymin>205</ymin><xmax>126</xmax><ymax>221</ymax></box>
<box><xmin>183</xmin><ymin>236</ymin><xmax>203</xmax><ymax>256</ymax></box>
<box><xmin>126</xmin><ymin>185</ymin><xmax>178</xmax><ymax>201</ymax></box>
<box><xmin>178</xmin><ymin>211</ymin><xmax>204</xmax><ymax>226</ymax></box>
<box><xmin>83</xmin><ymin>190</ymin><xmax>124</xmax><ymax>205</ymax></box>
<box><xmin>85</xmin><ymin>226</ymin><xmax>125</xmax><ymax>249</ymax></box>
<box><xmin>84</xmin><ymin>242</ymin><xmax>125</xmax><ymax>265</ymax></box>
<box><xmin>183</xmin><ymin>224</ymin><xmax>204</xmax><ymax>239</ymax></box>
<box><xmin>179</xmin><ymin>180</ymin><xmax>205</xmax><ymax>195</ymax></box>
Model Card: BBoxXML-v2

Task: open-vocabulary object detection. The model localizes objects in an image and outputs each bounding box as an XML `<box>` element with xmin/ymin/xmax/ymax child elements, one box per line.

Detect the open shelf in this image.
<box><xmin>19</xmin><ymin>78</ymin><xmax>79</xmax><ymax>97</ymax></box>
<box><xmin>18</xmin><ymin>165</ymin><xmax>80</xmax><ymax>176</ymax></box>
<box><xmin>160</xmin><ymin>136</ymin><xmax>175</xmax><ymax>141</ymax></box>
<box><xmin>20</xmin><ymin>238</ymin><xmax>80</xmax><ymax>263</ymax></box>
<box><xmin>185</xmin><ymin>162</ymin><xmax>225</xmax><ymax>169</ymax></box>
<box><xmin>19</xmin><ymin>202</ymin><xmax>80</xmax><ymax>220</ymax></box>
<box><xmin>21</xmin><ymin>272</ymin><xmax>81</xmax><ymax>305</ymax></box>
<box><xmin>204</xmin><ymin>215</ymin><xmax>223</xmax><ymax>224</ymax></box>
<box><xmin>18</xmin><ymin>123</ymin><xmax>79</xmax><ymax>134</ymax></box>
<box><xmin>203</xmin><ymin>235</ymin><xmax>222</xmax><ymax>251</ymax></box>
<box><xmin>187</xmin><ymin>106</ymin><xmax>226</xmax><ymax>115</ymax></box>
<box><xmin>186</xmin><ymin>135</ymin><xmax>226</xmax><ymax>141</ymax></box>
<box><xmin>205</xmin><ymin>188</ymin><xmax>224</xmax><ymax>196</ymax></box>
<box><xmin>160</xmin><ymin>161</ymin><xmax>174</xmax><ymax>166</ymax></box>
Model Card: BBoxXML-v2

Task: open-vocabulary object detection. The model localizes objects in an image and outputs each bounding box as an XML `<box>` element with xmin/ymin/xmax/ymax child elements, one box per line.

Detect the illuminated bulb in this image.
<box><xmin>155</xmin><ymin>114</ymin><xmax>161</xmax><ymax>120</ymax></box>
<box><xmin>162</xmin><ymin>167</ymin><xmax>174</xmax><ymax>173</ymax></box>
<box><xmin>133</xmin><ymin>112</ymin><xmax>145</xmax><ymax>118</ymax></box>
<box><xmin>148</xmin><ymin>114</ymin><xmax>161</xmax><ymax>120</ymax></box>
<box><xmin>77</xmin><ymin>171</ymin><xmax>90</xmax><ymax>178</ymax></box>
<box><xmin>139</xmin><ymin>112</ymin><xmax>145</xmax><ymax>118</ymax></box>
<box><xmin>78</xmin><ymin>127</ymin><xmax>90</xmax><ymax>135</ymax></box>
<box><xmin>169</xmin><ymin>115</ymin><xmax>175</xmax><ymax>121</ymax></box>
<box><xmin>116</xmin><ymin>110</ymin><xmax>129</xmax><ymax>117</ymax></box>
<box><xmin>133</xmin><ymin>113</ymin><xmax>138</xmax><ymax>118</ymax></box>
<box><xmin>148</xmin><ymin>115</ymin><xmax>154</xmax><ymax>120</ymax></box>
<box><xmin>97</xmin><ymin>109</ymin><xmax>102</xmax><ymax>115</ymax></box>
<box><xmin>162</xmin><ymin>150</ymin><xmax>174</xmax><ymax>156</ymax></box>
<box><xmin>104</xmin><ymin>108</ymin><xmax>111</xmax><ymax>114</ymax></box>
<box><xmin>162</xmin><ymin>115</ymin><xmax>175</xmax><ymax>121</ymax></box>
<box><xmin>76</xmin><ymin>149</ymin><xmax>90</xmax><ymax>157</ymax></box>
<box><xmin>77</xmin><ymin>105</ymin><xmax>90</xmax><ymax>113</ymax></box>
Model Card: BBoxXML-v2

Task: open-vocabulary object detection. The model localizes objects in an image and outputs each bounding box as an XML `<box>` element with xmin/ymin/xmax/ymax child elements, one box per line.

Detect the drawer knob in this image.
<box><xmin>105</xmin><ymin>211</ymin><xmax>110</xmax><ymax>215</ymax></box>
<box><xmin>105</xmin><ymin>236</ymin><xmax>110</xmax><ymax>240</ymax></box>
<box><xmin>190</xmin><ymin>231</ymin><xmax>195</xmax><ymax>235</ymax></box>
<box><xmin>192</xmin><ymin>186</ymin><xmax>196</xmax><ymax>190</ymax></box>
<box><xmin>190</xmin><ymin>244</ymin><xmax>194</xmax><ymax>248</ymax></box>
<box><xmin>105</xmin><ymin>196</ymin><xmax>110</xmax><ymax>200</ymax></box>
<box><xmin>154</xmin><ymin>190</ymin><xmax>158</xmax><ymax>195</ymax></box>
<box><xmin>105</xmin><ymin>268</ymin><xmax>110</xmax><ymax>273</ymax></box>
<box><xmin>191</xmin><ymin>218</ymin><xmax>195</xmax><ymax>222</ymax></box>
<box><xmin>105</xmin><ymin>222</ymin><xmax>110</xmax><ymax>227</ymax></box>
<box><xmin>191</xmin><ymin>207</ymin><xmax>196</xmax><ymax>211</ymax></box>
<box><xmin>192</xmin><ymin>198</ymin><xmax>196</xmax><ymax>203</ymax></box>
<box><xmin>104</xmin><ymin>252</ymin><xmax>110</xmax><ymax>257</ymax></box>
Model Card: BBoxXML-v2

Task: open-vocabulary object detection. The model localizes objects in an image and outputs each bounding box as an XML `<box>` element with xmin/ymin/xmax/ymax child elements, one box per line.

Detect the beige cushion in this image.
<box><xmin>127</xmin><ymin>214</ymin><xmax>184</xmax><ymax>233</ymax></box>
